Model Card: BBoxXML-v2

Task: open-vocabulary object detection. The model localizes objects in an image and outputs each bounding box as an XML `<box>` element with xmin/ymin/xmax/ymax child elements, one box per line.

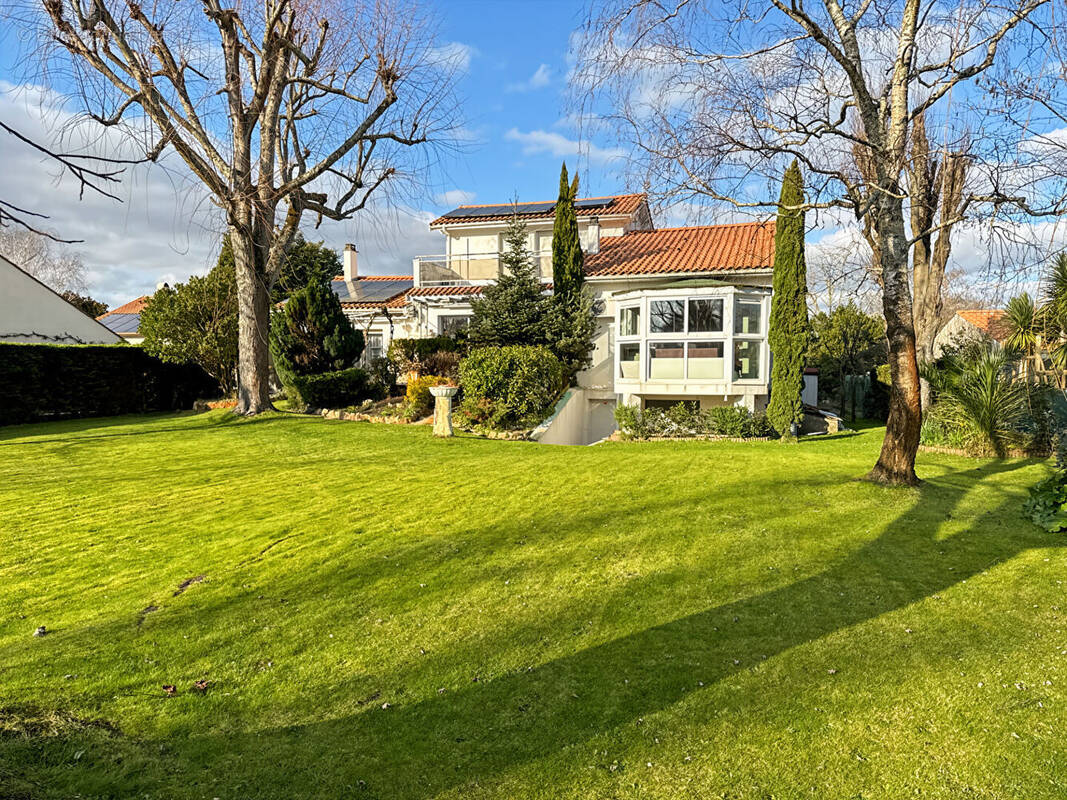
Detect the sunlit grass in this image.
<box><xmin>1</xmin><ymin>411</ymin><xmax>1065</xmax><ymax>799</ymax></box>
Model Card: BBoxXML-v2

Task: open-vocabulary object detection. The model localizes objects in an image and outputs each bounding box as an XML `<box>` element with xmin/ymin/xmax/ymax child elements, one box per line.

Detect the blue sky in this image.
<box><xmin>0</xmin><ymin>0</ymin><xmax>628</xmax><ymax>306</ymax></box>
<box><xmin>426</xmin><ymin>0</ymin><xmax>620</xmax><ymax>209</ymax></box>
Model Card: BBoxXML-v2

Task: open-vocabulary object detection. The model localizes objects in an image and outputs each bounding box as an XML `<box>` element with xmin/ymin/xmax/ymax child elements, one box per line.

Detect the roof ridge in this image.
<box><xmin>451</xmin><ymin>193</ymin><xmax>645</xmax><ymax>210</ymax></box>
<box><xmin>627</xmin><ymin>221</ymin><xmax>774</xmax><ymax>233</ymax></box>
<box><xmin>331</xmin><ymin>274</ymin><xmax>412</xmax><ymax>281</ymax></box>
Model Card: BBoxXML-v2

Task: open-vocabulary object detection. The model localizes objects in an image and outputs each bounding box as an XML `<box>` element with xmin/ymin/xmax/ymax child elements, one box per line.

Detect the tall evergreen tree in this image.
<box><xmin>551</xmin><ymin>163</ymin><xmax>584</xmax><ymax>306</ymax></box>
<box><xmin>767</xmin><ymin>160</ymin><xmax>812</xmax><ymax>440</ymax></box>
<box><xmin>469</xmin><ymin>215</ymin><xmax>554</xmax><ymax>347</ymax></box>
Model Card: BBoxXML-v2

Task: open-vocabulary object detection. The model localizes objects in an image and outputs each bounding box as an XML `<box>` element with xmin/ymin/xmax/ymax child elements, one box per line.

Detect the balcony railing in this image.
<box><xmin>414</xmin><ymin>251</ymin><xmax>552</xmax><ymax>286</ymax></box>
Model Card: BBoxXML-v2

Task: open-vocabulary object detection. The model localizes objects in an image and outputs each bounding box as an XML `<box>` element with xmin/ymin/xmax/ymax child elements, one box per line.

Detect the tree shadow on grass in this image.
<box><xmin>3</xmin><ymin>459</ymin><xmax>1061</xmax><ymax>799</ymax></box>
<box><xmin>0</xmin><ymin>411</ymin><xmax>300</xmax><ymax>447</ymax></box>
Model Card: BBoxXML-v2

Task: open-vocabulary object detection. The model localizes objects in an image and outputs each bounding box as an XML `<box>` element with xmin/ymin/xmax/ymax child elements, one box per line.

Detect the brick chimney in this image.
<box><xmin>587</xmin><ymin>217</ymin><xmax>600</xmax><ymax>255</ymax></box>
<box><xmin>343</xmin><ymin>243</ymin><xmax>358</xmax><ymax>282</ymax></box>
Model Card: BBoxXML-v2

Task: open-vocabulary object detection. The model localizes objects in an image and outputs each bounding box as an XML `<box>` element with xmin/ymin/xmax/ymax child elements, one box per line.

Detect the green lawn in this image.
<box><xmin>1</xmin><ymin>411</ymin><xmax>1065</xmax><ymax>799</ymax></box>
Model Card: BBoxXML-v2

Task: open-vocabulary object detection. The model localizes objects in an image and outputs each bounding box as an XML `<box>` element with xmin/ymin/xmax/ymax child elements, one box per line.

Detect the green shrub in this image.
<box><xmin>287</xmin><ymin>367</ymin><xmax>377</xmax><ymax>410</ymax></box>
<box><xmin>387</xmin><ymin>336</ymin><xmax>463</xmax><ymax>375</ymax></box>
<box><xmin>0</xmin><ymin>343</ymin><xmax>219</xmax><ymax>426</ymax></box>
<box><xmin>1024</xmin><ymin>471</ymin><xmax>1067</xmax><ymax>532</ymax></box>
<box><xmin>458</xmin><ymin>345</ymin><xmax>564</xmax><ymax>430</ymax></box>
<box><xmin>613</xmin><ymin>402</ymin><xmax>775</xmax><ymax>440</ymax></box>
<box><xmin>404</xmin><ymin>374</ymin><xmax>453</xmax><ymax>419</ymax></box>
<box><xmin>270</xmin><ymin>280</ymin><xmax>363</xmax><ymax>382</ymax></box>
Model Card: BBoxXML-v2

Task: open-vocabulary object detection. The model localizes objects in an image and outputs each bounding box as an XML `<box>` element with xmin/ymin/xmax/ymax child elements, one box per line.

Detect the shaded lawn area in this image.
<box><xmin>1</xmin><ymin>411</ymin><xmax>1065</xmax><ymax>799</ymax></box>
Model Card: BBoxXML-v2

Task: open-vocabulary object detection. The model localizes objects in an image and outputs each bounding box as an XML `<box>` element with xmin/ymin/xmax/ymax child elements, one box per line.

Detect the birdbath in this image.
<box><xmin>429</xmin><ymin>385</ymin><xmax>459</xmax><ymax>437</ymax></box>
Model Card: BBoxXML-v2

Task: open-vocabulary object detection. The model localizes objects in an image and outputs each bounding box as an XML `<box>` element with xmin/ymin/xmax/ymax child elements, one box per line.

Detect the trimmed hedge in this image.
<box><xmin>0</xmin><ymin>343</ymin><xmax>219</xmax><ymax>426</ymax></box>
<box><xmin>286</xmin><ymin>367</ymin><xmax>378</xmax><ymax>410</ymax></box>
<box><xmin>458</xmin><ymin>345</ymin><xmax>563</xmax><ymax>430</ymax></box>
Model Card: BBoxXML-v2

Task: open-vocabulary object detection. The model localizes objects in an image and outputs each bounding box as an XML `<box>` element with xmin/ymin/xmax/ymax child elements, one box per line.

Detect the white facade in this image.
<box><xmin>0</xmin><ymin>255</ymin><xmax>122</xmax><ymax>345</ymax></box>
<box><xmin>343</xmin><ymin>195</ymin><xmax>782</xmax><ymax>440</ymax></box>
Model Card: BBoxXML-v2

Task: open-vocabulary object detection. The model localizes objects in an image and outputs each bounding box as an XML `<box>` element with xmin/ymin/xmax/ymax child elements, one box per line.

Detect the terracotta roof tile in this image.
<box><xmin>957</xmin><ymin>309</ymin><xmax>1009</xmax><ymax>340</ymax></box>
<box><xmin>585</xmin><ymin>221</ymin><xmax>775</xmax><ymax>277</ymax></box>
<box><xmin>430</xmin><ymin>194</ymin><xmax>647</xmax><ymax>226</ymax></box>
<box><xmin>97</xmin><ymin>295</ymin><xmax>149</xmax><ymax>319</ymax></box>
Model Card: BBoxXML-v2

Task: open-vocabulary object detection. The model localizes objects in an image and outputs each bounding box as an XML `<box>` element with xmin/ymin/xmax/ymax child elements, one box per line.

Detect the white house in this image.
<box><xmin>335</xmin><ymin>193</ymin><xmax>781</xmax><ymax>442</ymax></box>
<box><xmin>933</xmin><ymin>308</ymin><xmax>1008</xmax><ymax>357</ymax></box>
<box><xmin>0</xmin><ymin>254</ymin><xmax>122</xmax><ymax>345</ymax></box>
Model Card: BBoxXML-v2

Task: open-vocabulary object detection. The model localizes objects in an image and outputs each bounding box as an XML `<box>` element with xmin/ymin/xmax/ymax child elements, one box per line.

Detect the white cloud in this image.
<box><xmin>504</xmin><ymin>127</ymin><xmax>625</xmax><ymax>166</ymax></box>
<box><xmin>435</xmin><ymin>189</ymin><xmax>476</xmax><ymax>207</ymax></box>
<box><xmin>428</xmin><ymin>42</ymin><xmax>475</xmax><ymax>73</ymax></box>
<box><xmin>0</xmin><ymin>82</ymin><xmax>449</xmax><ymax>306</ymax></box>
<box><xmin>507</xmin><ymin>64</ymin><xmax>552</xmax><ymax>93</ymax></box>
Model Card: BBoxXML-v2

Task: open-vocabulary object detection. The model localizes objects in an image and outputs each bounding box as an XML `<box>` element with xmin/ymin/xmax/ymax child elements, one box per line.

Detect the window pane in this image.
<box><xmin>734</xmin><ymin>298</ymin><xmax>762</xmax><ymax>334</ymax></box>
<box><xmin>619</xmin><ymin>342</ymin><xmax>640</xmax><ymax>379</ymax></box>
<box><xmin>439</xmin><ymin>315</ymin><xmax>472</xmax><ymax>335</ymax></box>
<box><xmin>649</xmin><ymin>341</ymin><xmax>684</xmax><ymax>379</ymax></box>
<box><xmin>364</xmin><ymin>334</ymin><xmax>383</xmax><ymax>364</ymax></box>
<box><xmin>687</xmin><ymin>341</ymin><xmax>724</xmax><ymax>380</ymax></box>
<box><xmin>688</xmin><ymin>298</ymin><xmax>723</xmax><ymax>332</ymax></box>
<box><xmin>619</xmin><ymin>306</ymin><xmax>641</xmax><ymax>337</ymax></box>
<box><xmin>650</xmin><ymin>300</ymin><xmax>684</xmax><ymax>333</ymax></box>
<box><xmin>733</xmin><ymin>340</ymin><xmax>761</xmax><ymax>380</ymax></box>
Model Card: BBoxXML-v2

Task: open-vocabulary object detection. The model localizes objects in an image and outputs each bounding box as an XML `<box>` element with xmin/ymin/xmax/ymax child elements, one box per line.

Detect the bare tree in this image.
<box><xmin>0</xmin><ymin>119</ymin><xmax>133</xmax><ymax>241</ymax></box>
<box><xmin>904</xmin><ymin>112</ymin><xmax>970</xmax><ymax>410</ymax></box>
<box><xmin>31</xmin><ymin>0</ymin><xmax>460</xmax><ymax>413</ymax></box>
<box><xmin>0</xmin><ymin>227</ymin><xmax>87</xmax><ymax>291</ymax></box>
<box><xmin>572</xmin><ymin>0</ymin><xmax>1046</xmax><ymax>485</ymax></box>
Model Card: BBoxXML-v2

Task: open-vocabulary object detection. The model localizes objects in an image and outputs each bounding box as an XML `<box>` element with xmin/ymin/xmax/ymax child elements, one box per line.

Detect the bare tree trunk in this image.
<box><xmin>232</xmin><ymin>227</ymin><xmax>274</xmax><ymax>415</ymax></box>
<box><xmin>868</xmin><ymin>201</ymin><xmax>922</xmax><ymax>486</ymax></box>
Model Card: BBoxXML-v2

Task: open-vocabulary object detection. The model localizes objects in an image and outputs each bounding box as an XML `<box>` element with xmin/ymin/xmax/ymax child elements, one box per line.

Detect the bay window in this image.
<box><xmin>733</xmin><ymin>339</ymin><xmax>760</xmax><ymax>380</ymax></box>
<box><xmin>649</xmin><ymin>342</ymin><xmax>685</xmax><ymax>379</ymax></box>
<box><xmin>650</xmin><ymin>300</ymin><xmax>684</xmax><ymax>333</ymax></box>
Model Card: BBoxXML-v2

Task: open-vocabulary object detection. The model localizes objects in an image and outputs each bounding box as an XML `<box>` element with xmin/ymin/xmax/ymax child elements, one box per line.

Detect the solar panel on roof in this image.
<box><xmin>332</xmin><ymin>278</ymin><xmax>412</xmax><ymax>303</ymax></box>
<box><xmin>441</xmin><ymin>201</ymin><xmax>558</xmax><ymax>219</ymax></box>
<box><xmin>102</xmin><ymin>313</ymin><xmax>141</xmax><ymax>334</ymax></box>
<box><xmin>574</xmin><ymin>198</ymin><xmax>612</xmax><ymax>210</ymax></box>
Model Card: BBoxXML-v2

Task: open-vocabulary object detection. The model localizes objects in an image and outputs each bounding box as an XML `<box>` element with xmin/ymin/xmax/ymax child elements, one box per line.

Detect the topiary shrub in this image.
<box><xmin>270</xmin><ymin>280</ymin><xmax>366</xmax><ymax>411</ymax></box>
<box><xmin>288</xmin><ymin>367</ymin><xmax>377</xmax><ymax>409</ymax></box>
<box><xmin>458</xmin><ymin>345</ymin><xmax>564</xmax><ymax>430</ymax></box>
<box><xmin>404</xmin><ymin>374</ymin><xmax>453</xmax><ymax>420</ymax></box>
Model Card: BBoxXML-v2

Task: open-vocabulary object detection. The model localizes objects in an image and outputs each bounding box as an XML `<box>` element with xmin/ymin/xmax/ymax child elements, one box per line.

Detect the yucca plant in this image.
<box><xmin>921</xmin><ymin>341</ymin><xmax>1031</xmax><ymax>457</ymax></box>
<box><xmin>1003</xmin><ymin>292</ymin><xmax>1042</xmax><ymax>381</ymax></box>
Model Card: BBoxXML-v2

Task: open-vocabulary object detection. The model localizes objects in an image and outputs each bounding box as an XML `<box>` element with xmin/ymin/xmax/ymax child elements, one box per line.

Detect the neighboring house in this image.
<box><xmin>933</xmin><ymin>309</ymin><xmax>1008</xmax><ymax>357</ymax></box>
<box><xmin>0</xmin><ymin>254</ymin><xmax>122</xmax><ymax>345</ymax></box>
<box><xmin>338</xmin><ymin>193</ymin><xmax>782</xmax><ymax>441</ymax></box>
<box><xmin>96</xmin><ymin>296</ymin><xmax>150</xmax><ymax>345</ymax></box>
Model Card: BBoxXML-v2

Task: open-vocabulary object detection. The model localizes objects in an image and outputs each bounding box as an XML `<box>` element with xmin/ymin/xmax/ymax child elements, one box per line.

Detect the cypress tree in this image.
<box><xmin>767</xmin><ymin>159</ymin><xmax>811</xmax><ymax>440</ymax></box>
<box><xmin>551</xmin><ymin>162</ymin><xmax>584</xmax><ymax>306</ymax></box>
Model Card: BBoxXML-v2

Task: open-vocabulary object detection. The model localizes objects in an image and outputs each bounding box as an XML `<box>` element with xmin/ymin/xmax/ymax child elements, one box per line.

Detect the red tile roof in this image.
<box><xmin>430</xmin><ymin>194</ymin><xmax>648</xmax><ymax>226</ymax></box>
<box><xmin>405</xmin><ymin>285</ymin><xmax>487</xmax><ymax>297</ymax></box>
<box><xmin>97</xmin><ymin>295</ymin><xmax>149</xmax><ymax>319</ymax></box>
<box><xmin>957</xmin><ymin>309</ymin><xmax>1008</xmax><ymax>340</ymax></box>
<box><xmin>585</xmin><ymin>221</ymin><xmax>775</xmax><ymax>277</ymax></box>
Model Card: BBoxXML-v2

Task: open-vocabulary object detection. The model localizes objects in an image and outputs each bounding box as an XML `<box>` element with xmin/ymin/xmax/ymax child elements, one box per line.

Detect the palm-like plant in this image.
<box><xmin>1003</xmin><ymin>292</ymin><xmax>1041</xmax><ymax>380</ymax></box>
<box><xmin>1043</xmin><ymin>253</ymin><xmax>1067</xmax><ymax>376</ymax></box>
<box><xmin>921</xmin><ymin>342</ymin><xmax>1031</xmax><ymax>457</ymax></box>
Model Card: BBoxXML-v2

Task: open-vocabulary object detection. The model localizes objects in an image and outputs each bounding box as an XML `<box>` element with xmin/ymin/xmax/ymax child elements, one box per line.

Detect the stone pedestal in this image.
<box><xmin>430</xmin><ymin>385</ymin><xmax>459</xmax><ymax>437</ymax></box>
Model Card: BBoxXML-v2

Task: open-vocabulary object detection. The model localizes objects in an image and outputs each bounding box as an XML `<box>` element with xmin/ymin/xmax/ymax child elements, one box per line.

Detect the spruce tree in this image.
<box><xmin>767</xmin><ymin>160</ymin><xmax>811</xmax><ymax>440</ymax></box>
<box><xmin>468</xmin><ymin>215</ymin><xmax>553</xmax><ymax>347</ymax></box>
<box><xmin>551</xmin><ymin>162</ymin><xmax>584</xmax><ymax>306</ymax></box>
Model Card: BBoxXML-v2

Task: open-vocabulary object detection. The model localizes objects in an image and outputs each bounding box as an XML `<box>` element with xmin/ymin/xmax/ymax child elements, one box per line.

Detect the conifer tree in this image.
<box><xmin>551</xmin><ymin>163</ymin><xmax>584</xmax><ymax>306</ymax></box>
<box><xmin>767</xmin><ymin>160</ymin><xmax>812</xmax><ymax>440</ymax></box>
<box><xmin>469</xmin><ymin>215</ymin><xmax>554</xmax><ymax>347</ymax></box>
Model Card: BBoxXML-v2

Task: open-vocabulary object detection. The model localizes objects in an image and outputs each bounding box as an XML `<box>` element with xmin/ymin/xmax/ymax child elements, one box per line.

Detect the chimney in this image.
<box><xmin>587</xmin><ymin>217</ymin><xmax>600</xmax><ymax>255</ymax></box>
<box><xmin>343</xmin><ymin>243</ymin><xmax>358</xmax><ymax>282</ymax></box>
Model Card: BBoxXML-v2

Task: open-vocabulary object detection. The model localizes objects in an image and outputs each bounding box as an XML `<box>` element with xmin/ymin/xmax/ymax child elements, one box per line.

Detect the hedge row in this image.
<box><xmin>0</xmin><ymin>343</ymin><xmax>220</xmax><ymax>426</ymax></box>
